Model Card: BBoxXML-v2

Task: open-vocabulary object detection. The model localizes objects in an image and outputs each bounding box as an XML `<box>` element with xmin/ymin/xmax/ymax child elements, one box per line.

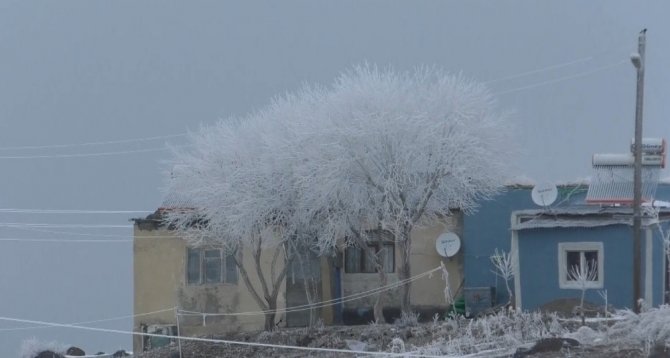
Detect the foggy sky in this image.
<box><xmin>0</xmin><ymin>1</ymin><xmax>668</xmax><ymax>355</ymax></box>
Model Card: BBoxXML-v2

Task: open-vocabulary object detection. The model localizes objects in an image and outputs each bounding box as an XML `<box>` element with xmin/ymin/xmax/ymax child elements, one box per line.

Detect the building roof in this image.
<box><xmin>512</xmin><ymin>205</ymin><xmax>670</xmax><ymax>230</ymax></box>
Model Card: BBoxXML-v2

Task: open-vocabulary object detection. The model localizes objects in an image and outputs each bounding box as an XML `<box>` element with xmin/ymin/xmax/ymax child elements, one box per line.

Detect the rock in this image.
<box><xmin>66</xmin><ymin>347</ymin><xmax>85</xmax><ymax>356</ymax></box>
<box><xmin>35</xmin><ymin>351</ymin><xmax>64</xmax><ymax>358</ymax></box>
<box><xmin>112</xmin><ymin>350</ymin><xmax>131</xmax><ymax>357</ymax></box>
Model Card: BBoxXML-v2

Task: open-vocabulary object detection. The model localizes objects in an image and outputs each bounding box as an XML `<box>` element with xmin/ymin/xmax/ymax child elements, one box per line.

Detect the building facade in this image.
<box><xmin>132</xmin><ymin>211</ymin><xmax>463</xmax><ymax>352</ymax></box>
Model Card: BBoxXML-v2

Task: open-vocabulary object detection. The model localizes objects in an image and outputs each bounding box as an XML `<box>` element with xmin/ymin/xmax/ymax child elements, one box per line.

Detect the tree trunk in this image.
<box><xmin>348</xmin><ymin>225</ymin><xmax>389</xmax><ymax>324</ymax></box>
<box><xmin>264</xmin><ymin>300</ymin><xmax>277</xmax><ymax>331</ymax></box>
<box><xmin>373</xmin><ymin>267</ymin><xmax>388</xmax><ymax>323</ymax></box>
<box><xmin>233</xmin><ymin>241</ymin><xmax>289</xmax><ymax>331</ymax></box>
<box><xmin>397</xmin><ymin>226</ymin><xmax>413</xmax><ymax>315</ymax></box>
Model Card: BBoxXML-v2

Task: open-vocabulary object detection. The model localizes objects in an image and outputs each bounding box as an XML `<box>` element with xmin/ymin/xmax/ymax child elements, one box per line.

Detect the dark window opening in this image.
<box><xmin>186</xmin><ymin>248</ymin><xmax>238</xmax><ymax>285</ymax></box>
<box><xmin>345</xmin><ymin>242</ymin><xmax>395</xmax><ymax>273</ymax></box>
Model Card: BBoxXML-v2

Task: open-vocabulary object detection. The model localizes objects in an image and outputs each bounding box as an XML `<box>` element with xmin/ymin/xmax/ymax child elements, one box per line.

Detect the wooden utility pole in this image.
<box><xmin>632</xmin><ymin>28</ymin><xmax>646</xmax><ymax>313</ymax></box>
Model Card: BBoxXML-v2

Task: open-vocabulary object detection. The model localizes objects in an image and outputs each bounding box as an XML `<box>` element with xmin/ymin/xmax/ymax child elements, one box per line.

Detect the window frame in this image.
<box><xmin>558</xmin><ymin>242</ymin><xmax>604</xmax><ymax>289</ymax></box>
<box><xmin>345</xmin><ymin>241</ymin><xmax>395</xmax><ymax>274</ymax></box>
<box><xmin>186</xmin><ymin>247</ymin><xmax>238</xmax><ymax>285</ymax></box>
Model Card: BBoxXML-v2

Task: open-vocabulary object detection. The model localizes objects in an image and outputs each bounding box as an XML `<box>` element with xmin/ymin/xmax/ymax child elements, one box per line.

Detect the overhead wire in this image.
<box><xmin>9</xmin><ymin>226</ymin><xmax>177</xmax><ymax>239</ymax></box>
<box><xmin>0</xmin><ymin>208</ymin><xmax>152</xmax><ymax>214</ymax></box>
<box><xmin>0</xmin><ymin>58</ymin><xmax>630</xmax><ymax>160</ymax></box>
<box><xmin>0</xmin><ymin>238</ymin><xmax>132</xmax><ymax>243</ymax></box>
<box><xmin>0</xmin><ymin>315</ymin><xmax>445</xmax><ymax>357</ymax></box>
<box><xmin>483</xmin><ymin>56</ymin><xmax>594</xmax><ymax>84</ymax></box>
<box><xmin>178</xmin><ymin>266</ymin><xmax>441</xmax><ymax>317</ymax></box>
<box><xmin>493</xmin><ymin>59</ymin><xmax>627</xmax><ymax>96</ymax></box>
<box><xmin>0</xmin><ymin>268</ymin><xmax>439</xmax><ymax>330</ymax></box>
<box><xmin>0</xmin><ymin>45</ymin><xmax>632</xmax><ymax>161</ymax></box>
<box><xmin>0</xmin><ymin>307</ymin><xmax>175</xmax><ymax>332</ymax></box>
<box><xmin>0</xmin><ymin>223</ymin><xmax>132</xmax><ymax>229</ymax></box>
<box><xmin>0</xmin><ymin>133</ymin><xmax>186</xmax><ymax>151</ymax></box>
<box><xmin>0</xmin><ymin>146</ymin><xmax>186</xmax><ymax>159</ymax></box>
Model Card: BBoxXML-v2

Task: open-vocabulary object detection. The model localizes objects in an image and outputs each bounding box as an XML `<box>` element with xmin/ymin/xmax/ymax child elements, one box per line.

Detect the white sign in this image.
<box><xmin>436</xmin><ymin>232</ymin><xmax>461</xmax><ymax>257</ymax></box>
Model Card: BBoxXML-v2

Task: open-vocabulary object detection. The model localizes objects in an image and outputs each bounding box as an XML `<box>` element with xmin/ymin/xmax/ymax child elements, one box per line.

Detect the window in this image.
<box><xmin>186</xmin><ymin>248</ymin><xmax>238</xmax><ymax>285</ymax></box>
<box><xmin>345</xmin><ymin>242</ymin><xmax>395</xmax><ymax>273</ymax></box>
<box><xmin>558</xmin><ymin>242</ymin><xmax>604</xmax><ymax>289</ymax></box>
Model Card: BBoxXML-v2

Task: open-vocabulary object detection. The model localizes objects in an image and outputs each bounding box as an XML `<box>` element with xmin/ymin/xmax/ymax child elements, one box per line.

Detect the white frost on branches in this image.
<box><xmin>163</xmin><ymin>64</ymin><xmax>513</xmax><ymax>318</ymax></box>
<box><xmin>490</xmin><ymin>248</ymin><xmax>515</xmax><ymax>306</ymax></box>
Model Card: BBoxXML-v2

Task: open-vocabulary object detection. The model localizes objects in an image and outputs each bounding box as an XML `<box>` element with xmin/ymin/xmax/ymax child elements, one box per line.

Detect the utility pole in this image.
<box><xmin>631</xmin><ymin>28</ymin><xmax>646</xmax><ymax>313</ymax></box>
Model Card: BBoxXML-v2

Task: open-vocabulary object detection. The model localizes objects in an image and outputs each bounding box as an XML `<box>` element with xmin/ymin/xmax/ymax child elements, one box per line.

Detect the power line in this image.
<box><xmin>0</xmin><ymin>307</ymin><xmax>174</xmax><ymax>332</ymax></box>
<box><xmin>494</xmin><ymin>60</ymin><xmax>627</xmax><ymax>96</ymax></box>
<box><xmin>0</xmin><ymin>146</ymin><xmax>179</xmax><ymax>159</ymax></box>
<box><xmin>11</xmin><ymin>226</ymin><xmax>179</xmax><ymax>239</ymax></box>
<box><xmin>0</xmin><ymin>315</ymin><xmax>443</xmax><ymax>357</ymax></box>
<box><xmin>0</xmin><ymin>238</ymin><xmax>132</xmax><ymax>243</ymax></box>
<box><xmin>179</xmin><ymin>267</ymin><xmax>439</xmax><ymax>317</ymax></box>
<box><xmin>0</xmin><ymin>209</ymin><xmax>152</xmax><ymax>214</ymax></box>
<box><xmin>0</xmin><ymin>223</ymin><xmax>131</xmax><ymax>229</ymax></box>
<box><xmin>484</xmin><ymin>56</ymin><xmax>593</xmax><ymax>84</ymax></box>
<box><xmin>0</xmin><ymin>133</ymin><xmax>186</xmax><ymax>151</ymax></box>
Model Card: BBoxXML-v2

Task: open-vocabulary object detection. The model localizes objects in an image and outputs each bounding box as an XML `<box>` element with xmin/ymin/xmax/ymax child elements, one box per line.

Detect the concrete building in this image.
<box><xmin>464</xmin><ymin>183</ymin><xmax>670</xmax><ymax>314</ymax></box>
<box><xmin>132</xmin><ymin>210</ymin><xmax>463</xmax><ymax>352</ymax></box>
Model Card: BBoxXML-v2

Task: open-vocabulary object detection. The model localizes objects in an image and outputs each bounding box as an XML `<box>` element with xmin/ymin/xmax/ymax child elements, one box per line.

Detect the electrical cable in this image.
<box><xmin>0</xmin><ymin>133</ymin><xmax>186</xmax><ymax>151</ymax></box>
<box><xmin>0</xmin><ymin>209</ymin><xmax>152</xmax><ymax>214</ymax></box>
<box><xmin>0</xmin><ymin>238</ymin><xmax>132</xmax><ymax>243</ymax></box>
<box><xmin>0</xmin><ymin>146</ymin><xmax>180</xmax><ymax>159</ymax></box>
<box><xmin>0</xmin><ymin>307</ymin><xmax>175</xmax><ymax>332</ymax></box>
<box><xmin>493</xmin><ymin>60</ymin><xmax>627</xmax><ymax>96</ymax></box>
<box><xmin>0</xmin><ymin>223</ymin><xmax>131</xmax><ymax>229</ymax></box>
<box><xmin>0</xmin><ymin>315</ymin><xmax>445</xmax><ymax>357</ymax></box>
<box><xmin>178</xmin><ymin>267</ymin><xmax>440</xmax><ymax>317</ymax></box>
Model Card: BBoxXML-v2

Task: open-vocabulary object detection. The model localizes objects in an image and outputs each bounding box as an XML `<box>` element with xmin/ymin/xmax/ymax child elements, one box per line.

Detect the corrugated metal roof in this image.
<box><xmin>585</xmin><ymin>165</ymin><xmax>661</xmax><ymax>204</ymax></box>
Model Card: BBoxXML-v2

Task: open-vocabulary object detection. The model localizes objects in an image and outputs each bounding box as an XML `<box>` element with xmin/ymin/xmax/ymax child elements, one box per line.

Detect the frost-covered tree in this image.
<box><xmin>490</xmin><ymin>248</ymin><xmax>515</xmax><ymax>307</ymax></box>
<box><xmin>568</xmin><ymin>261</ymin><xmax>598</xmax><ymax>326</ymax></box>
<box><xmin>164</xmin><ymin>64</ymin><xmax>511</xmax><ymax>324</ymax></box>
<box><xmin>295</xmin><ymin>65</ymin><xmax>512</xmax><ymax>314</ymax></box>
<box><xmin>163</xmin><ymin>104</ymin><xmax>311</xmax><ymax>330</ymax></box>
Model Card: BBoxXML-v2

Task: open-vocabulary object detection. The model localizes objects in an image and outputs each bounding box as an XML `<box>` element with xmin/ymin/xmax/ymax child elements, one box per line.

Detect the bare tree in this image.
<box><xmin>490</xmin><ymin>248</ymin><xmax>515</xmax><ymax>308</ymax></box>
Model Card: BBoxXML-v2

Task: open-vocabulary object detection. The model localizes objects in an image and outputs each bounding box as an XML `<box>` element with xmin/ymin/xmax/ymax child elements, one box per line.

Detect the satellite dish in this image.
<box><xmin>531</xmin><ymin>182</ymin><xmax>558</xmax><ymax>207</ymax></box>
<box><xmin>435</xmin><ymin>232</ymin><xmax>461</xmax><ymax>258</ymax></box>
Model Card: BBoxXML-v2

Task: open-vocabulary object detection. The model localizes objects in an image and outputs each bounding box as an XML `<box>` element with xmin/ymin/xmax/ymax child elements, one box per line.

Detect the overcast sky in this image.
<box><xmin>0</xmin><ymin>1</ymin><xmax>668</xmax><ymax>355</ymax></box>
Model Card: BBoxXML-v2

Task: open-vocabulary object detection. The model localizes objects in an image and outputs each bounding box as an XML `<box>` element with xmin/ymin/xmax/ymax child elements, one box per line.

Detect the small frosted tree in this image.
<box><xmin>568</xmin><ymin>261</ymin><xmax>598</xmax><ymax>326</ymax></box>
<box><xmin>490</xmin><ymin>248</ymin><xmax>514</xmax><ymax>307</ymax></box>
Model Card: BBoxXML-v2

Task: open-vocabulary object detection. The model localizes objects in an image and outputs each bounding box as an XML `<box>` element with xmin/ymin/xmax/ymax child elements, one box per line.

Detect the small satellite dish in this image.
<box><xmin>531</xmin><ymin>182</ymin><xmax>558</xmax><ymax>207</ymax></box>
<box><xmin>435</xmin><ymin>232</ymin><xmax>461</xmax><ymax>258</ymax></box>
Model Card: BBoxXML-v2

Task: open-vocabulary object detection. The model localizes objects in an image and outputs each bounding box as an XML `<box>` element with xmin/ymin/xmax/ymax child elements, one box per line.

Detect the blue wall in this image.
<box><xmin>463</xmin><ymin>185</ymin><xmax>587</xmax><ymax>305</ymax></box>
<box><xmin>517</xmin><ymin>225</ymin><xmax>633</xmax><ymax>310</ymax></box>
<box><xmin>463</xmin><ymin>184</ymin><xmax>670</xmax><ymax>309</ymax></box>
<box><xmin>649</xmin><ymin>222</ymin><xmax>668</xmax><ymax>306</ymax></box>
<box><xmin>518</xmin><ymin>223</ymin><xmax>669</xmax><ymax>310</ymax></box>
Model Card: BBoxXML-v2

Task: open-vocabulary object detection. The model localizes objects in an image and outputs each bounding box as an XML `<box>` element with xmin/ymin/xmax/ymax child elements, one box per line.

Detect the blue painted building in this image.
<box><xmin>463</xmin><ymin>183</ymin><xmax>670</xmax><ymax>312</ymax></box>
